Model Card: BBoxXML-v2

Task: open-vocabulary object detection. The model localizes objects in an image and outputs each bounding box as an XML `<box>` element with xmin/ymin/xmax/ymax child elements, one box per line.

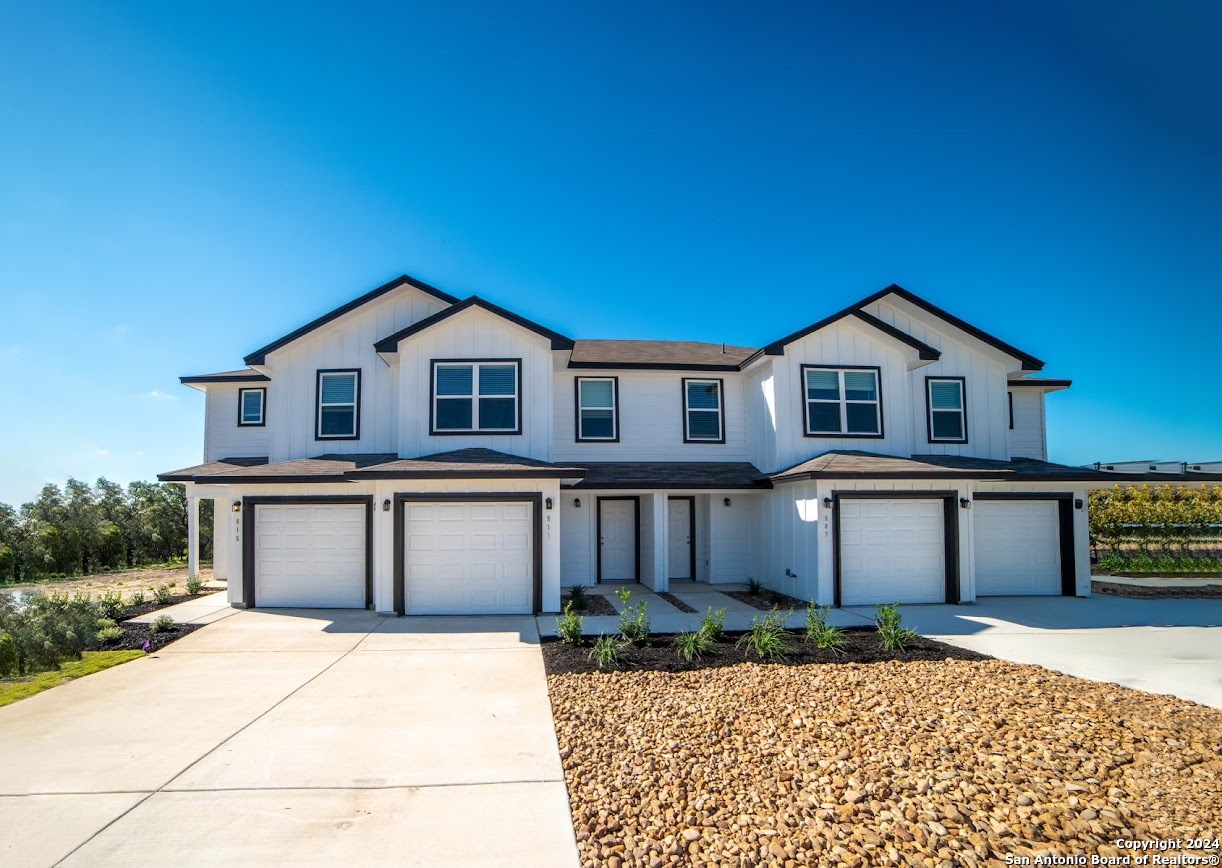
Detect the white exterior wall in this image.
<box><xmin>263</xmin><ymin>288</ymin><xmax>449</xmax><ymax>461</ymax></box>
<box><xmin>744</xmin><ymin>362</ymin><xmax>778</xmax><ymax>475</ymax></box>
<box><xmin>552</xmin><ymin>369</ymin><xmax>748</xmax><ymax>462</ymax></box>
<box><xmin>750</xmin><ymin>484</ymin><xmax>821</xmax><ymax>602</ymax></box>
<box><xmin>1007</xmin><ymin>389</ymin><xmax>1048</xmax><ymax>460</ymax></box>
<box><xmin>707</xmin><ymin>495</ymin><xmax>753</xmax><ymax>584</ymax></box>
<box><xmin>203</xmin><ymin>384</ymin><xmax>271</xmax><ymax>462</ymax></box>
<box><xmin>394</xmin><ymin>308</ymin><xmax>555</xmax><ymax>460</ymax></box>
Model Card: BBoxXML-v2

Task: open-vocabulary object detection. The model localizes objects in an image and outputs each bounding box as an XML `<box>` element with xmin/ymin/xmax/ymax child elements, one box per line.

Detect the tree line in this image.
<box><xmin>0</xmin><ymin>479</ymin><xmax>213</xmax><ymax>584</ymax></box>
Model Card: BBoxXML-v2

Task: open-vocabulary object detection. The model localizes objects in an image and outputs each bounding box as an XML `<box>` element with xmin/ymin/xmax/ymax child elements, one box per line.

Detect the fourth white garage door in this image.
<box><xmin>403</xmin><ymin>501</ymin><xmax>534</xmax><ymax>615</ymax></box>
<box><xmin>839</xmin><ymin>498</ymin><xmax>947</xmax><ymax>605</ymax></box>
<box><xmin>973</xmin><ymin>500</ymin><xmax>1062</xmax><ymax>595</ymax></box>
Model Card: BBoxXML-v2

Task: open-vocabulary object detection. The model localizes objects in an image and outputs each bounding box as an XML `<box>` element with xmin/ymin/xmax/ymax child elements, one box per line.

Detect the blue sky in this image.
<box><xmin>0</xmin><ymin>1</ymin><xmax>1218</xmax><ymax>506</ymax></box>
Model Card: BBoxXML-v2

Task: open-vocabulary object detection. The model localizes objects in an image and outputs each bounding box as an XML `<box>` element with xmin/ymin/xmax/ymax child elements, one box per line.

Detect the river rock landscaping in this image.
<box><xmin>547</xmin><ymin>655</ymin><xmax>1222</xmax><ymax>866</ymax></box>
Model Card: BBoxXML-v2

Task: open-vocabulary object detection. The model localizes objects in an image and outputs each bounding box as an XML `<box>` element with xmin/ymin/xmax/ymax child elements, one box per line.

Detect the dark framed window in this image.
<box><xmin>801</xmin><ymin>365</ymin><xmax>883</xmax><ymax>437</ymax></box>
<box><xmin>682</xmin><ymin>378</ymin><xmax>725</xmax><ymax>443</ymax></box>
<box><xmin>431</xmin><ymin>359</ymin><xmax>522</xmax><ymax>435</ymax></box>
<box><xmin>315</xmin><ymin>369</ymin><xmax>360</xmax><ymax>440</ymax></box>
<box><xmin>576</xmin><ymin>377</ymin><xmax>619</xmax><ymax>442</ymax></box>
<box><xmin>237</xmin><ymin>387</ymin><xmax>266</xmax><ymax>427</ymax></box>
<box><xmin>926</xmin><ymin>376</ymin><xmax>968</xmax><ymax>443</ymax></box>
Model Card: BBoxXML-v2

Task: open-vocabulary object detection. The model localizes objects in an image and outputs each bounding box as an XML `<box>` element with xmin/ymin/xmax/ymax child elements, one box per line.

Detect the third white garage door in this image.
<box><xmin>839</xmin><ymin>498</ymin><xmax>947</xmax><ymax>605</ymax></box>
<box><xmin>403</xmin><ymin>501</ymin><xmax>534</xmax><ymax>614</ymax></box>
<box><xmin>973</xmin><ymin>500</ymin><xmax>1062</xmax><ymax>595</ymax></box>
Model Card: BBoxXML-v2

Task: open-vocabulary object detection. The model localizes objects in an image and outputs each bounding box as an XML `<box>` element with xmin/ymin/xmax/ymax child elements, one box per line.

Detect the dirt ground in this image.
<box><xmin>5</xmin><ymin>566</ymin><xmax>218</xmax><ymax>599</ymax></box>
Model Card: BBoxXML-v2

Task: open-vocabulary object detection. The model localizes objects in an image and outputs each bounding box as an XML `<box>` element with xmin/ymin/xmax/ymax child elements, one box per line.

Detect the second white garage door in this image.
<box><xmin>973</xmin><ymin>500</ymin><xmax>1061</xmax><ymax>595</ymax></box>
<box><xmin>254</xmin><ymin>503</ymin><xmax>366</xmax><ymax>608</ymax></box>
<box><xmin>404</xmin><ymin>501</ymin><xmax>533</xmax><ymax>615</ymax></box>
<box><xmin>839</xmin><ymin>498</ymin><xmax>946</xmax><ymax>605</ymax></box>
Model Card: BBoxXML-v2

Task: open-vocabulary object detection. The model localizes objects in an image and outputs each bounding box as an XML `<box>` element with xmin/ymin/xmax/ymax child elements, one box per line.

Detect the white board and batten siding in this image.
<box><xmin>203</xmin><ymin>384</ymin><xmax>270</xmax><ymax>463</ymax></box>
<box><xmin>1007</xmin><ymin>388</ymin><xmax>1047</xmax><ymax>460</ymax></box>
<box><xmin>261</xmin><ymin>286</ymin><xmax>450</xmax><ymax>461</ymax></box>
<box><xmin>395</xmin><ymin>307</ymin><xmax>555</xmax><ymax>461</ymax></box>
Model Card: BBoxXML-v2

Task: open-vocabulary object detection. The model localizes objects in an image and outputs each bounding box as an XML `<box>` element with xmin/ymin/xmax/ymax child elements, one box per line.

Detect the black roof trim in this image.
<box><xmin>1008</xmin><ymin>378</ymin><xmax>1072</xmax><ymax>388</ymax></box>
<box><xmin>244</xmin><ymin>275</ymin><xmax>460</xmax><ymax>365</ymax></box>
<box><xmin>179</xmin><ymin>371</ymin><xmax>271</xmax><ymax>385</ymax></box>
<box><xmin>857</xmin><ymin>284</ymin><xmax>1045</xmax><ymax>371</ymax></box>
<box><xmin>373</xmin><ymin>296</ymin><xmax>574</xmax><ymax>352</ymax></box>
<box><xmin>748</xmin><ymin>306</ymin><xmax>941</xmax><ymax>365</ymax></box>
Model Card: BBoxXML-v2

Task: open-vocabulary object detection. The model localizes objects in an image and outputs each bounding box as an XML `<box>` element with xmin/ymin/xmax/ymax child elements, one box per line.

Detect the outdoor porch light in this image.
<box><xmin>959</xmin><ymin>498</ymin><xmax>972</xmax><ymax>510</ymax></box>
<box><xmin>823</xmin><ymin>497</ymin><xmax>833</xmax><ymax>508</ymax></box>
<box><xmin>574</xmin><ymin>498</ymin><xmax>581</xmax><ymax>508</ymax></box>
<box><xmin>723</xmin><ymin>497</ymin><xmax>732</xmax><ymax>507</ymax></box>
<box><xmin>545</xmin><ymin>497</ymin><xmax>553</xmax><ymax>510</ymax></box>
<box><xmin>231</xmin><ymin>501</ymin><xmax>242</xmax><ymax>513</ymax></box>
<box><xmin>1074</xmin><ymin>498</ymin><xmax>1084</xmax><ymax>510</ymax></box>
<box><xmin>383</xmin><ymin>499</ymin><xmax>391</xmax><ymax>512</ymax></box>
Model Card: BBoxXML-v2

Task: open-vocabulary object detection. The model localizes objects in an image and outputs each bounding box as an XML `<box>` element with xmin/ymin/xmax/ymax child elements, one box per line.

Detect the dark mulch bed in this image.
<box><xmin>560</xmin><ymin>592</ymin><xmax>617</xmax><ymax>616</ymax></box>
<box><xmin>99</xmin><ymin>621</ymin><xmax>201</xmax><ymax>652</ymax></box>
<box><xmin>1092</xmin><ymin>570</ymin><xmax>1222</xmax><ymax>578</ymax></box>
<box><xmin>657</xmin><ymin>591</ymin><xmax>697</xmax><ymax>613</ymax></box>
<box><xmin>1092</xmin><ymin>580</ymin><xmax>1222</xmax><ymax>599</ymax></box>
<box><xmin>541</xmin><ymin>628</ymin><xmax>989</xmax><ymax>675</ymax></box>
<box><xmin>117</xmin><ymin>589</ymin><xmax>223</xmax><ymax>621</ymax></box>
<box><xmin>723</xmin><ymin>589</ymin><xmax>807</xmax><ymax>611</ymax></box>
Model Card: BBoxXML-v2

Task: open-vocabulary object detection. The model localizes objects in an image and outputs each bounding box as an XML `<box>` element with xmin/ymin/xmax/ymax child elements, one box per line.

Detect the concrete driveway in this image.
<box><xmin>0</xmin><ymin>610</ymin><xmax>579</xmax><ymax>867</ymax></box>
<box><xmin>844</xmin><ymin>595</ymin><xmax>1222</xmax><ymax>709</ymax></box>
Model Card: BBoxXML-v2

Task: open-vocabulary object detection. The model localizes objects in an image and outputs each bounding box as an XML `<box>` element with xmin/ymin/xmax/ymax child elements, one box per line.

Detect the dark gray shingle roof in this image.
<box><xmin>568</xmin><ymin>340</ymin><xmax>757</xmax><ymax>370</ymax></box>
<box><xmin>569</xmin><ymin>462</ymin><xmax>768</xmax><ymax>489</ymax></box>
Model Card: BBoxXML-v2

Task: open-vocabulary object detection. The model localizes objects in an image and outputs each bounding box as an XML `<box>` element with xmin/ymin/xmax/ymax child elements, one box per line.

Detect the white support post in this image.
<box><xmin>187</xmin><ymin>494</ymin><xmax>200</xmax><ymax>580</ymax></box>
<box><xmin>213</xmin><ymin>497</ymin><xmax>230</xmax><ymax>581</ymax></box>
<box><xmin>651</xmin><ymin>492</ymin><xmax>669</xmax><ymax>593</ymax></box>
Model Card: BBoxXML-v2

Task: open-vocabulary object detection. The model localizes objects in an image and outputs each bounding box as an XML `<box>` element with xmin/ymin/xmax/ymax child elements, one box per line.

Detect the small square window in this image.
<box><xmin>683</xmin><ymin>379</ymin><xmax>724</xmax><ymax>443</ymax></box>
<box><xmin>238</xmin><ymin>388</ymin><xmax>265</xmax><ymax>427</ymax></box>
<box><xmin>576</xmin><ymin>377</ymin><xmax>618</xmax><ymax>441</ymax></box>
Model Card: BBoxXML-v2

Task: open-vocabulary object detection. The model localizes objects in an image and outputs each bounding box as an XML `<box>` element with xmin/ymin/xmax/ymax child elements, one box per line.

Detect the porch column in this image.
<box><xmin>187</xmin><ymin>494</ymin><xmax>200</xmax><ymax>580</ymax></box>
<box><xmin>649</xmin><ymin>492</ymin><xmax>668</xmax><ymax>593</ymax></box>
<box><xmin>213</xmin><ymin>497</ymin><xmax>230</xmax><ymax>581</ymax></box>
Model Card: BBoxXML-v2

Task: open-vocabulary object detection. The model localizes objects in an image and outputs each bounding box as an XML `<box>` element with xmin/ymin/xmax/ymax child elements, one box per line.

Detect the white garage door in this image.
<box><xmin>254</xmin><ymin>503</ymin><xmax>366</xmax><ymax>608</ymax></box>
<box><xmin>974</xmin><ymin>500</ymin><xmax>1061</xmax><ymax>595</ymax></box>
<box><xmin>840</xmin><ymin>498</ymin><xmax>946</xmax><ymax>605</ymax></box>
<box><xmin>404</xmin><ymin>501</ymin><xmax>533</xmax><ymax>615</ymax></box>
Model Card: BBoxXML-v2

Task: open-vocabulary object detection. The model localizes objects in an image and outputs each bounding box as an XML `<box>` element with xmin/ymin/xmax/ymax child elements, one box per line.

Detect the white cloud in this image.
<box><xmin>96</xmin><ymin>449</ymin><xmax>110</xmax><ymax>456</ymax></box>
<box><xmin>147</xmin><ymin>390</ymin><xmax>177</xmax><ymax>400</ymax></box>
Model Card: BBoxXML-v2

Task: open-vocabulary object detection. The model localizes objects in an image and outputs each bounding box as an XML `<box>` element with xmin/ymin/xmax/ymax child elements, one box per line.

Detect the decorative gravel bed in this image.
<box><xmin>723</xmin><ymin>589</ymin><xmax>807</xmax><ymax>611</ymax></box>
<box><xmin>1091</xmin><ymin>580</ymin><xmax>1222</xmax><ymax>599</ymax></box>
<box><xmin>657</xmin><ymin>592</ymin><xmax>697</xmax><ymax>613</ymax></box>
<box><xmin>562</xmin><ymin>592</ymin><xmax>618</xmax><ymax>616</ymax></box>
<box><xmin>118</xmin><ymin>588</ymin><xmax>223</xmax><ymax>621</ymax></box>
<box><xmin>548</xmin><ymin>660</ymin><xmax>1222</xmax><ymax>866</ymax></box>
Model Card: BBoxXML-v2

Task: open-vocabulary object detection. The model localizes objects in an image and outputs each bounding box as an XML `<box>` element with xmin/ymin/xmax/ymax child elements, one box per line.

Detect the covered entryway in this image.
<box><xmin>836</xmin><ymin>494</ymin><xmax>956</xmax><ymax>605</ymax></box>
<box><xmin>597</xmin><ymin>496</ymin><xmax>639</xmax><ymax>582</ymax></box>
<box><xmin>247</xmin><ymin>498</ymin><xmax>370</xmax><ymax>608</ymax></box>
<box><xmin>667</xmin><ymin>496</ymin><xmax>694</xmax><ymax>580</ymax></box>
<box><xmin>973</xmin><ymin>495</ymin><xmax>1073</xmax><ymax>596</ymax></box>
<box><xmin>398</xmin><ymin>497</ymin><xmax>537</xmax><ymax>615</ymax></box>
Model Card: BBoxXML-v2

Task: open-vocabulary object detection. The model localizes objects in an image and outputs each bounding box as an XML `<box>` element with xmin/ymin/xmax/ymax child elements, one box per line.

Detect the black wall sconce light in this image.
<box><xmin>1074</xmin><ymin>498</ymin><xmax>1084</xmax><ymax>510</ymax></box>
<box><xmin>573</xmin><ymin>498</ymin><xmax>581</xmax><ymax>508</ymax></box>
<box><xmin>823</xmin><ymin>497</ymin><xmax>833</xmax><ymax>508</ymax></box>
<box><xmin>231</xmin><ymin>501</ymin><xmax>242</xmax><ymax>513</ymax></box>
<box><xmin>382</xmin><ymin>499</ymin><xmax>391</xmax><ymax>512</ymax></box>
<box><xmin>545</xmin><ymin>497</ymin><xmax>553</xmax><ymax>510</ymax></box>
<box><xmin>723</xmin><ymin>497</ymin><xmax>732</xmax><ymax>507</ymax></box>
<box><xmin>959</xmin><ymin>498</ymin><xmax>972</xmax><ymax>510</ymax></box>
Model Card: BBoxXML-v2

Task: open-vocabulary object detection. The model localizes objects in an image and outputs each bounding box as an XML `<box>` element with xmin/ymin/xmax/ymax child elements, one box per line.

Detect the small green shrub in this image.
<box><xmin>805</xmin><ymin>603</ymin><xmax>848</xmax><ymax>654</ymax></box>
<box><xmin>565</xmin><ymin>584</ymin><xmax>588</xmax><ymax>611</ymax></box>
<box><xmin>1096</xmin><ymin>552</ymin><xmax>1127</xmax><ymax>571</ymax></box>
<box><xmin>98</xmin><ymin>625</ymin><xmax>124</xmax><ymax>643</ymax></box>
<box><xmin>555</xmin><ymin>603</ymin><xmax>584</xmax><ymax>645</ymax></box>
<box><xmin>736</xmin><ymin>609</ymin><xmax>793</xmax><ymax>661</ymax></box>
<box><xmin>875</xmin><ymin>602</ymin><xmax>919</xmax><ymax>651</ymax></box>
<box><xmin>185</xmin><ymin>576</ymin><xmax>203</xmax><ymax>595</ymax></box>
<box><xmin>153</xmin><ymin>585</ymin><xmax>174</xmax><ymax>606</ymax></box>
<box><xmin>96</xmin><ymin>617</ymin><xmax>118</xmax><ymax>630</ymax></box>
<box><xmin>698</xmin><ymin>607</ymin><xmax>726</xmax><ymax>642</ymax></box>
<box><xmin>128</xmin><ymin>589</ymin><xmax>146</xmax><ymax>607</ymax></box>
<box><xmin>0</xmin><ymin>630</ymin><xmax>17</xmax><ymax>678</ymax></box>
<box><xmin>1129</xmin><ymin>552</ymin><xmax>1157</xmax><ymax>572</ymax></box>
<box><xmin>97</xmin><ymin>590</ymin><xmax>124</xmax><ymax>619</ymax></box>
<box><xmin>588</xmin><ymin>634</ymin><xmax>625</xmax><ymax>668</ymax></box>
<box><xmin>614</xmin><ymin>586</ymin><xmax>632</xmax><ymax>606</ymax></box>
<box><xmin>150</xmin><ymin>614</ymin><xmax>175</xmax><ymax>634</ymax></box>
<box><xmin>617</xmin><ymin>599</ymin><xmax>651</xmax><ymax>643</ymax></box>
<box><xmin>674</xmin><ymin>629</ymin><xmax>712</xmax><ymax>662</ymax></box>
<box><xmin>746</xmin><ymin>577</ymin><xmax>764</xmax><ymax>594</ymax></box>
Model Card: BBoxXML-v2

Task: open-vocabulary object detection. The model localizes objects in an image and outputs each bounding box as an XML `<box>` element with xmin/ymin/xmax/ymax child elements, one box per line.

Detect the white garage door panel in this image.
<box><xmin>840</xmin><ymin>499</ymin><xmax>946</xmax><ymax>605</ymax></box>
<box><xmin>405</xmin><ymin>502</ymin><xmax>533</xmax><ymax>615</ymax></box>
<box><xmin>974</xmin><ymin>500</ymin><xmax>1061</xmax><ymax>595</ymax></box>
<box><xmin>255</xmin><ymin>504</ymin><xmax>365</xmax><ymax>608</ymax></box>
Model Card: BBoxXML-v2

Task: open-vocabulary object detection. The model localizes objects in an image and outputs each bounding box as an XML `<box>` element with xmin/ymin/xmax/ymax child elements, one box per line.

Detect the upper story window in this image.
<box><xmin>802</xmin><ymin>365</ymin><xmax>883</xmax><ymax>438</ymax></box>
<box><xmin>238</xmin><ymin>387</ymin><xmax>265</xmax><ymax>427</ymax></box>
<box><xmin>316</xmin><ymin>370</ymin><xmax>360</xmax><ymax>440</ymax></box>
<box><xmin>927</xmin><ymin>377</ymin><xmax>967</xmax><ymax>443</ymax></box>
<box><xmin>576</xmin><ymin>377</ymin><xmax>618</xmax><ymax>442</ymax></box>
<box><xmin>683</xmin><ymin>378</ymin><xmax>724</xmax><ymax>443</ymax></box>
<box><xmin>432</xmin><ymin>360</ymin><xmax>521</xmax><ymax>435</ymax></box>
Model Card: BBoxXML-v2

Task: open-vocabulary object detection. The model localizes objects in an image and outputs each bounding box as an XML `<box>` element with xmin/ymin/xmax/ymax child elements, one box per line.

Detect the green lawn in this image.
<box><xmin>0</xmin><ymin>651</ymin><xmax>145</xmax><ymax>707</ymax></box>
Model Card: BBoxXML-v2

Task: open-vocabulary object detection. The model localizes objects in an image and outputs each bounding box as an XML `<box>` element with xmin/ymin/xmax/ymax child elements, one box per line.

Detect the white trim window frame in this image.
<box><xmin>316</xmin><ymin>370</ymin><xmax>360</xmax><ymax>440</ymax></box>
<box><xmin>432</xmin><ymin>360</ymin><xmax>521</xmax><ymax>434</ymax></box>
<box><xmin>576</xmin><ymin>377</ymin><xmax>618</xmax><ymax>442</ymax></box>
<box><xmin>682</xmin><ymin>378</ymin><xmax>725</xmax><ymax>443</ymax></box>
<box><xmin>237</xmin><ymin>387</ymin><xmax>265</xmax><ymax>427</ymax></box>
<box><xmin>802</xmin><ymin>366</ymin><xmax>882</xmax><ymax>437</ymax></box>
<box><xmin>927</xmin><ymin>377</ymin><xmax>967</xmax><ymax>443</ymax></box>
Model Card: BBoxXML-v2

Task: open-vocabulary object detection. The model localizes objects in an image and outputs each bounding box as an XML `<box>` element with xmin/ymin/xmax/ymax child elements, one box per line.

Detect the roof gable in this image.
<box><xmin>373</xmin><ymin>296</ymin><xmax>574</xmax><ymax>353</ymax></box>
<box><xmin>244</xmin><ymin>274</ymin><xmax>460</xmax><ymax>366</ymax></box>
<box><xmin>749</xmin><ymin>307</ymin><xmax>941</xmax><ymax>365</ymax></box>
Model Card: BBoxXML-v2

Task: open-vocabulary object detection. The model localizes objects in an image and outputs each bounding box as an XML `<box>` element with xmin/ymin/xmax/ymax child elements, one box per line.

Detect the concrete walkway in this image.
<box><xmin>0</xmin><ymin>611</ymin><xmax>579</xmax><ymax>867</ymax></box>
